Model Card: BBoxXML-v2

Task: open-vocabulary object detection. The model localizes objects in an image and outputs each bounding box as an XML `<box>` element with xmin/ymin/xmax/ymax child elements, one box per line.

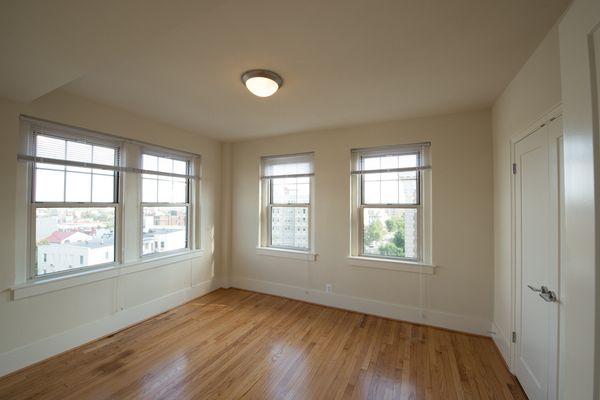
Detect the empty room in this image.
<box><xmin>0</xmin><ymin>0</ymin><xmax>599</xmax><ymax>399</ymax></box>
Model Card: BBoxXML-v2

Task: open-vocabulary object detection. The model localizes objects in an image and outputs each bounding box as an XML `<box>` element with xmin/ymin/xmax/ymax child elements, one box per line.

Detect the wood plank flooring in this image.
<box><xmin>0</xmin><ymin>288</ymin><xmax>526</xmax><ymax>399</ymax></box>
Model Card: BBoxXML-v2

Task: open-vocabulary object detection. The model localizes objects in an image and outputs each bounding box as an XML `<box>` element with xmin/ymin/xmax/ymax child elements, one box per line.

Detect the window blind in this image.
<box><xmin>18</xmin><ymin>116</ymin><xmax>200</xmax><ymax>180</ymax></box>
<box><xmin>261</xmin><ymin>153</ymin><xmax>314</xmax><ymax>179</ymax></box>
<box><xmin>351</xmin><ymin>142</ymin><xmax>431</xmax><ymax>175</ymax></box>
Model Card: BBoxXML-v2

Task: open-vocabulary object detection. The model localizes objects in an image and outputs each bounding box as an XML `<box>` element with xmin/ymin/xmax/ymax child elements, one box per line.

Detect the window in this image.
<box><xmin>351</xmin><ymin>143</ymin><xmax>430</xmax><ymax>262</ymax></box>
<box><xmin>19</xmin><ymin>117</ymin><xmax>202</xmax><ymax>281</ymax></box>
<box><xmin>30</xmin><ymin>131</ymin><xmax>120</xmax><ymax>277</ymax></box>
<box><xmin>260</xmin><ymin>153</ymin><xmax>314</xmax><ymax>251</ymax></box>
<box><xmin>141</xmin><ymin>153</ymin><xmax>190</xmax><ymax>255</ymax></box>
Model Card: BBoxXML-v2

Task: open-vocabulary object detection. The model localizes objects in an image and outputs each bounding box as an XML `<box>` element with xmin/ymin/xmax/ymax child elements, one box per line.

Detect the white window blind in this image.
<box><xmin>261</xmin><ymin>153</ymin><xmax>314</xmax><ymax>179</ymax></box>
<box><xmin>351</xmin><ymin>142</ymin><xmax>431</xmax><ymax>176</ymax></box>
<box><xmin>18</xmin><ymin>117</ymin><xmax>200</xmax><ymax>180</ymax></box>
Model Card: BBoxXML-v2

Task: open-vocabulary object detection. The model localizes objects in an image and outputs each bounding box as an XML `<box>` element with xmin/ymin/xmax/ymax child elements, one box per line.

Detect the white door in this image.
<box><xmin>558</xmin><ymin>0</ymin><xmax>600</xmax><ymax>398</ymax></box>
<box><xmin>514</xmin><ymin>117</ymin><xmax>562</xmax><ymax>400</ymax></box>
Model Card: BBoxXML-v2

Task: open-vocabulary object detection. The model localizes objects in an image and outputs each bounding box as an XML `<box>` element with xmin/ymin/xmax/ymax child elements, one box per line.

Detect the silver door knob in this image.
<box><xmin>528</xmin><ymin>284</ymin><xmax>558</xmax><ymax>303</ymax></box>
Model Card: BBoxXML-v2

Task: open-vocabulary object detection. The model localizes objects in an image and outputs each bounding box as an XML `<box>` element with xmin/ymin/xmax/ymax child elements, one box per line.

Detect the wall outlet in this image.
<box><xmin>325</xmin><ymin>284</ymin><xmax>333</xmax><ymax>294</ymax></box>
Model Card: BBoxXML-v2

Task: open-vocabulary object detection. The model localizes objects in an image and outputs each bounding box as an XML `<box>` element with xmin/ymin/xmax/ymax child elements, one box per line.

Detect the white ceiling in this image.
<box><xmin>1</xmin><ymin>0</ymin><xmax>570</xmax><ymax>140</ymax></box>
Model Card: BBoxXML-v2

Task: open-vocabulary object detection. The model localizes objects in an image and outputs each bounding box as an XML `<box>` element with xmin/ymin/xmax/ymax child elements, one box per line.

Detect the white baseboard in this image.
<box><xmin>0</xmin><ymin>278</ymin><xmax>222</xmax><ymax>378</ymax></box>
<box><xmin>491</xmin><ymin>321</ymin><xmax>512</xmax><ymax>370</ymax></box>
<box><xmin>231</xmin><ymin>276</ymin><xmax>491</xmax><ymax>336</ymax></box>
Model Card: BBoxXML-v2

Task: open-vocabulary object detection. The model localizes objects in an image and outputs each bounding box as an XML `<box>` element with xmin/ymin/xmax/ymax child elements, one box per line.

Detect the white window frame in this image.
<box><xmin>139</xmin><ymin>148</ymin><xmax>195</xmax><ymax>259</ymax></box>
<box><xmin>259</xmin><ymin>153</ymin><xmax>315</xmax><ymax>253</ymax></box>
<box><xmin>24</xmin><ymin>123</ymin><xmax>124</xmax><ymax>280</ymax></box>
<box><xmin>350</xmin><ymin>143</ymin><xmax>432</xmax><ymax>265</ymax></box>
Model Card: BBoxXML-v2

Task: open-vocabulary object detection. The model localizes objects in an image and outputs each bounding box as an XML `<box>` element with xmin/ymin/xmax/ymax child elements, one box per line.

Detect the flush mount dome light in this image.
<box><xmin>241</xmin><ymin>69</ymin><xmax>283</xmax><ymax>97</ymax></box>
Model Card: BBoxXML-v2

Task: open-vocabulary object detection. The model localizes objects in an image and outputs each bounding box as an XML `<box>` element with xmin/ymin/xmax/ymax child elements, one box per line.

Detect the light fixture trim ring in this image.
<box><xmin>241</xmin><ymin>69</ymin><xmax>283</xmax><ymax>88</ymax></box>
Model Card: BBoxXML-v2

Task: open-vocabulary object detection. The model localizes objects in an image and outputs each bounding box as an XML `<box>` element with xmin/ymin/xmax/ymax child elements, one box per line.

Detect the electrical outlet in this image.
<box><xmin>325</xmin><ymin>284</ymin><xmax>333</xmax><ymax>294</ymax></box>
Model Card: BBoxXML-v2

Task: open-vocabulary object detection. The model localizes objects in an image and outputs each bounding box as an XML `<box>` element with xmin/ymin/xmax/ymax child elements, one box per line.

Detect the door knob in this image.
<box><xmin>528</xmin><ymin>284</ymin><xmax>558</xmax><ymax>303</ymax></box>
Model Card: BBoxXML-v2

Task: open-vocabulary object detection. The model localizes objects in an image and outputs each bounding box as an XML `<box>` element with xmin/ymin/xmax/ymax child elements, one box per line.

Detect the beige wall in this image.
<box><xmin>491</xmin><ymin>25</ymin><xmax>562</xmax><ymax>358</ymax></box>
<box><xmin>0</xmin><ymin>90</ymin><xmax>223</xmax><ymax>371</ymax></box>
<box><xmin>230</xmin><ymin>109</ymin><xmax>494</xmax><ymax>332</ymax></box>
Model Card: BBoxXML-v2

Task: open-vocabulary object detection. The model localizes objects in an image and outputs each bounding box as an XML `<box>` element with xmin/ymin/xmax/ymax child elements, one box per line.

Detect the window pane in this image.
<box><xmin>142</xmin><ymin>176</ymin><xmax>158</xmax><ymax>202</ymax></box>
<box><xmin>271</xmin><ymin>177</ymin><xmax>310</xmax><ymax>204</ymax></box>
<box><xmin>142</xmin><ymin>206</ymin><xmax>187</xmax><ymax>255</ymax></box>
<box><xmin>362</xmin><ymin>171</ymin><xmax>417</xmax><ymax>205</ymax></box>
<box><xmin>363</xmin><ymin>180</ymin><xmax>380</xmax><ymax>204</ymax></box>
<box><xmin>270</xmin><ymin>206</ymin><xmax>309</xmax><ymax>249</ymax></box>
<box><xmin>65</xmin><ymin>172</ymin><xmax>91</xmax><ymax>202</ymax></box>
<box><xmin>158</xmin><ymin>157</ymin><xmax>173</xmax><ymax>173</ymax></box>
<box><xmin>36</xmin><ymin>135</ymin><xmax>65</xmax><ymax>159</ymax></box>
<box><xmin>35</xmin><ymin>168</ymin><xmax>65</xmax><ymax>202</ymax></box>
<box><xmin>92</xmin><ymin>173</ymin><xmax>115</xmax><ymax>202</ymax></box>
<box><xmin>362</xmin><ymin>208</ymin><xmax>418</xmax><ymax>259</ymax></box>
<box><xmin>143</xmin><ymin>154</ymin><xmax>158</xmax><ymax>171</ymax></box>
<box><xmin>361</xmin><ymin>154</ymin><xmax>418</xmax><ymax>171</ymax></box>
<box><xmin>172</xmin><ymin>178</ymin><xmax>187</xmax><ymax>203</ymax></box>
<box><xmin>35</xmin><ymin>207</ymin><xmax>115</xmax><ymax>276</ymax></box>
<box><xmin>173</xmin><ymin>160</ymin><xmax>187</xmax><ymax>175</ymax></box>
<box><xmin>66</xmin><ymin>141</ymin><xmax>92</xmax><ymax>163</ymax></box>
<box><xmin>93</xmin><ymin>146</ymin><xmax>116</xmax><ymax>166</ymax></box>
<box><xmin>157</xmin><ymin>177</ymin><xmax>172</xmax><ymax>202</ymax></box>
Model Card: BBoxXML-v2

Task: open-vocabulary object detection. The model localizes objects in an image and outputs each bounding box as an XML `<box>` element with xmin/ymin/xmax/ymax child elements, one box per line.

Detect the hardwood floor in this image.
<box><xmin>0</xmin><ymin>289</ymin><xmax>526</xmax><ymax>399</ymax></box>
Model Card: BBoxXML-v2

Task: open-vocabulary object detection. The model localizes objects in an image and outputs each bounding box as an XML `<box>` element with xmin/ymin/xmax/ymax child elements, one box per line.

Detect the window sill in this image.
<box><xmin>256</xmin><ymin>247</ymin><xmax>318</xmax><ymax>261</ymax></box>
<box><xmin>11</xmin><ymin>249</ymin><xmax>205</xmax><ymax>300</ymax></box>
<box><xmin>347</xmin><ymin>256</ymin><xmax>435</xmax><ymax>274</ymax></box>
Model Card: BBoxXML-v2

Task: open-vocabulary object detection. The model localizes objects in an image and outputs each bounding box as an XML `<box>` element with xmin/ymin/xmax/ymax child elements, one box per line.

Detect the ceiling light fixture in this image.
<box><xmin>241</xmin><ymin>69</ymin><xmax>283</xmax><ymax>97</ymax></box>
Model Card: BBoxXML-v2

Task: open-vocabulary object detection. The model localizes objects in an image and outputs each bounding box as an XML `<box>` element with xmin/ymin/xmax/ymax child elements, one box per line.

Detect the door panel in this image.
<box><xmin>515</xmin><ymin>126</ymin><xmax>551</xmax><ymax>399</ymax></box>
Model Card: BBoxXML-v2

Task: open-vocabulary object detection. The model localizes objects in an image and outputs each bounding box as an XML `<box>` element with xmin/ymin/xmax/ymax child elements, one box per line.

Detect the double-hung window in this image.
<box><xmin>351</xmin><ymin>143</ymin><xmax>430</xmax><ymax>262</ymax></box>
<box><xmin>141</xmin><ymin>153</ymin><xmax>191</xmax><ymax>256</ymax></box>
<box><xmin>27</xmin><ymin>127</ymin><xmax>120</xmax><ymax>278</ymax></box>
<box><xmin>18</xmin><ymin>117</ymin><xmax>202</xmax><ymax>282</ymax></box>
<box><xmin>260</xmin><ymin>153</ymin><xmax>314</xmax><ymax>251</ymax></box>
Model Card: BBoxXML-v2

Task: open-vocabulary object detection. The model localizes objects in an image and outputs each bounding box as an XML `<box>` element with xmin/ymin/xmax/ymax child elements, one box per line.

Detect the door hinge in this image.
<box><xmin>512</xmin><ymin>331</ymin><xmax>517</xmax><ymax>343</ymax></box>
<box><xmin>512</xmin><ymin>163</ymin><xmax>517</xmax><ymax>175</ymax></box>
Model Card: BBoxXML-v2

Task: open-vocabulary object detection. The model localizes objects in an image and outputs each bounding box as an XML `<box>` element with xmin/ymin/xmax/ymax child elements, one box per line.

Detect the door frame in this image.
<box><xmin>509</xmin><ymin>104</ymin><xmax>563</xmax><ymax>391</ymax></box>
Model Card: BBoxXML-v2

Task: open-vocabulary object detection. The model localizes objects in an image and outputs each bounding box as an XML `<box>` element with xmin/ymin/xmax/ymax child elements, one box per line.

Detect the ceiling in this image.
<box><xmin>1</xmin><ymin>0</ymin><xmax>570</xmax><ymax>140</ymax></box>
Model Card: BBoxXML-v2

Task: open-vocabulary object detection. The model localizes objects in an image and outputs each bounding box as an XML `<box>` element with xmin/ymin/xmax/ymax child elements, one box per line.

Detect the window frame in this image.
<box><xmin>139</xmin><ymin>149</ymin><xmax>194</xmax><ymax>259</ymax></box>
<box><xmin>27</xmin><ymin>130</ymin><xmax>123</xmax><ymax>280</ymax></box>
<box><xmin>351</xmin><ymin>144</ymin><xmax>431</xmax><ymax>264</ymax></box>
<box><xmin>260</xmin><ymin>153</ymin><xmax>314</xmax><ymax>253</ymax></box>
<box><xmin>18</xmin><ymin>116</ymin><xmax>203</xmax><ymax>284</ymax></box>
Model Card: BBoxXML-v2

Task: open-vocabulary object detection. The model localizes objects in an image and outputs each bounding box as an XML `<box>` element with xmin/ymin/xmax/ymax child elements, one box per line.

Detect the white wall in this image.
<box><xmin>0</xmin><ymin>90</ymin><xmax>224</xmax><ymax>375</ymax></box>
<box><xmin>491</xmin><ymin>25</ymin><xmax>562</xmax><ymax>362</ymax></box>
<box><xmin>230</xmin><ymin>110</ymin><xmax>494</xmax><ymax>334</ymax></box>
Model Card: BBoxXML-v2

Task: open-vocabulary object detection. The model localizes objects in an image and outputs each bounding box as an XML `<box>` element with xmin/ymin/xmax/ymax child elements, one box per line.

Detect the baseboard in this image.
<box><xmin>0</xmin><ymin>278</ymin><xmax>222</xmax><ymax>378</ymax></box>
<box><xmin>491</xmin><ymin>321</ymin><xmax>512</xmax><ymax>371</ymax></box>
<box><xmin>231</xmin><ymin>276</ymin><xmax>491</xmax><ymax>336</ymax></box>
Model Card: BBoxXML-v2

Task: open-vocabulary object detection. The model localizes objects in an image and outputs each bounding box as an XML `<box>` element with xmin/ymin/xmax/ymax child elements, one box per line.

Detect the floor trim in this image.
<box><xmin>231</xmin><ymin>276</ymin><xmax>491</xmax><ymax>337</ymax></box>
<box><xmin>0</xmin><ymin>278</ymin><xmax>222</xmax><ymax>378</ymax></box>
